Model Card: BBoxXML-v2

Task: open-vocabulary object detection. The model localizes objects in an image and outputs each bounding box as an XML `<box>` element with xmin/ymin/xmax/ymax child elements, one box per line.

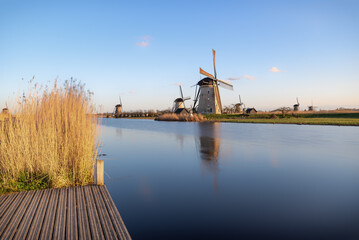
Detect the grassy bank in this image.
<box><xmin>0</xmin><ymin>81</ymin><xmax>100</xmax><ymax>193</ymax></box>
<box><xmin>205</xmin><ymin>112</ymin><xmax>359</xmax><ymax>126</ymax></box>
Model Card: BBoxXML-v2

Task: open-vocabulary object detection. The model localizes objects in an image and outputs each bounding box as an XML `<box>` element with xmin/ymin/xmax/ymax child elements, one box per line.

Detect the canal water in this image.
<box><xmin>101</xmin><ymin>119</ymin><xmax>359</xmax><ymax>240</ymax></box>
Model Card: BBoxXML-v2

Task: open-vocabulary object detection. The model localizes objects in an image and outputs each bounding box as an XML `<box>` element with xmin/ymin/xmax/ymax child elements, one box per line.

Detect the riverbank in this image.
<box><xmin>98</xmin><ymin>111</ymin><xmax>359</xmax><ymax>126</ymax></box>
<box><xmin>205</xmin><ymin>112</ymin><xmax>359</xmax><ymax>126</ymax></box>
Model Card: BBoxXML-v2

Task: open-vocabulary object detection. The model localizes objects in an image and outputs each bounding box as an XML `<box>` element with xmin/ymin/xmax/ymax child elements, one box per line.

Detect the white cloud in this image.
<box><xmin>136</xmin><ymin>35</ymin><xmax>151</xmax><ymax>47</ymax></box>
<box><xmin>227</xmin><ymin>77</ymin><xmax>241</xmax><ymax>81</ymax></box>
<box><xmin>243</xmin><ymin>75</ymin><xmax>256</xmax><ymax>81</ymax></box>
<box><xmin>227</xmin><ymin>75</ymin><xmax>256</xmax><ymax>81</ymax></box>
<box><xmin>136</xmin><ymin>41</ymin><xmax>149</xmax><ymax>47</ymax></box>
<box><xmin>270</xmin><ymin>67</ymin><xmax>281</xmax><ymax>73</ymax></box>
<box><xmin>129</xmin><ymin>90</ymin><xmax>136</xmax><ymax>94</ymax></box>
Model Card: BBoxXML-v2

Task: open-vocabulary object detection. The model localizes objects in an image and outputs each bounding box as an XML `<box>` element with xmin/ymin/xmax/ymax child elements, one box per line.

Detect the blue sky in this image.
<box><xmin>1</xmin><ymin>0</ymin><xmax>358</xmax><ymax>112</ymax></box>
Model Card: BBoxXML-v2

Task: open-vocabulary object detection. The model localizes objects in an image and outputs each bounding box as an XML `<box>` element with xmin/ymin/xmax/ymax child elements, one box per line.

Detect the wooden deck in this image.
<box><xmin>0</xmin><ymin>185</ymin><xmax>131</xmax><ymax>239</ymax></box>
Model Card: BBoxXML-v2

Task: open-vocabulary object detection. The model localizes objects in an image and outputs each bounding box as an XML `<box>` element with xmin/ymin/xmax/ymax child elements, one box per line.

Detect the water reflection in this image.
<box><xmin>101</xmin><ymin>119</ymin><xmax>359</xmax><ymax>240</ymax></box>
<box><xmin>197</xmin><ymin>122</ymin><xmax>221</xmax><ymax>191</ymax></box>
<box><xmin>116</xmin><ymin>128</ymin><xmax>122</xmax><ymax>137</ymax></box>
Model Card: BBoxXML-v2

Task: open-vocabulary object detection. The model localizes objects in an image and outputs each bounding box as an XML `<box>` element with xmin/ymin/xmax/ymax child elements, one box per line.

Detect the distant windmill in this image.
<box><xmin>192</xmin><ymin>49</ymin><xmax>234</xmax><ymax>114</ymax></box>
<box><xmin>114</xmin><ymin>96</ymin><xmax>122</xmax><ymax>117</ymax></box>
<box><xmin>308</xmin><ymin>100</ymin><xmax>317</xmax><ymax>111</ymax></box>
<box><xmin>234</xmin><ymin>94</ymin><xmax>244</xmax><ymax>113</ymax></box>
<box><xmin>293</xmin><ymin>97</ymin><xmax>300</xmax><ymax>111</ymax></box>
<box><xmin>173</xmin><ymin>85</ymin><xmax>191</xmax><ymax>114</ymax></box>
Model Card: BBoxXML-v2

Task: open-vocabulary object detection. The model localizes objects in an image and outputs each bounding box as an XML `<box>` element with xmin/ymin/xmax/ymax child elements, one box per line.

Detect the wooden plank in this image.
<box><xmin>0</xmin><ymin>194</ymin><xmax>8</xmax><ymax>207</ymax></box>
<box><xmin>1</xmin><ymin>190</ymin><xmax>34</xmax><ymax>239</ymax></box>
<box><xmin>0</xmin><ymin>193</ymin><xmax>16</xmax><ymax>218</ymax></box>
<box><xmin>67</xmin><ymin>187</ymin><xmax>78</xmax><ymax>240</ymax></box>
<box><xmin>26</xmin><ymin>188</ymin><xmax>51</xmax><ymax>240</ymax></box>
<box><xmin>76</xmin><ymin>186</ymin><xmax>91</xmax><ymax>240</ymax></box>
<box><xmin>83</xmin><ymin>185</ymin><xmax>105</xmax><ymax>239</ymax></box>
<box><xmin>97</xmin><ymin>160</ymin><xmax>104</xmax><ymax>185</ymax></box>
<box><xmin>39</xmin><ymin>188</ymin><xmax>59</xmax><ymax>239</ymax></box>
<box><xmin>0</xmin><ymin>185</ymin><xmax>131</xmax><ymax>240</ymax></box>
<box><xmin>99</xmin><ymin>185</ymin><xmax>131</xmax><ymax>240</ymax></box>
<box><xmin>0</xmin><ymin>191</ymin><xmax>27</xmax><ymax>237</ymax></box>
<box><xmin>53</xmin><ymin>188</ymin><xmax>67</xmax><ymax>240</ymax></box>
<box><xmin>13</xmin><ymin>189</ymin><xmax>43</xmax><ymax>240</ymax></box>
<box><xmin>91</xmin><ymin>185</ymin><xmax>118</xmax><ymax>240</ymax></box>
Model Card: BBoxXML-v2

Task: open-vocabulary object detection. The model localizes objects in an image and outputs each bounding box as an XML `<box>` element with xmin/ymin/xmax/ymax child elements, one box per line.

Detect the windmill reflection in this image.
<box><xmin>197</xmin><ymin>122</ymin><xmax>221</xmax><ymax>191</ymax></box>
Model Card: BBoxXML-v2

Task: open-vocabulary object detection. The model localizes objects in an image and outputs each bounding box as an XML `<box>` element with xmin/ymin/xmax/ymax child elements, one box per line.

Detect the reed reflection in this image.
<box><xmin>197</xmin><ymin>122</ymin><xmax>221</xmax><ymax>191</ymax></box>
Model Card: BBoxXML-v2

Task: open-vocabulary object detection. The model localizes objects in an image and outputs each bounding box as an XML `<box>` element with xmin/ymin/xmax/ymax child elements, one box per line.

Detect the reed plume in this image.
<box><xmin>156</xmin><ymin>113</ymin><xmax>204</xmax><ymax>122</ymax></box>
<box><xmin>0</xmin><ymin>80</ymin><xmax>100</xmax><ymax>192</ymax></box>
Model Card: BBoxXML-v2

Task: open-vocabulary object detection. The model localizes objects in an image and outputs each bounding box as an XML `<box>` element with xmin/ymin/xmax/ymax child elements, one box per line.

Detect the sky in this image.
<box><xmin>1</xmin><ymin>0</ymin><xmax>358</xmax><ymax>112</ymax></box>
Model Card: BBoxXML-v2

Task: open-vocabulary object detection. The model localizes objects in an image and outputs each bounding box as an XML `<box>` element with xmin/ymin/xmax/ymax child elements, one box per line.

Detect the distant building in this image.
<box><xmin>246</xmin><ymin>108</ymin><xmax>257</xmax><ymax>114</ymax></box>
<box><xmin>2</xmin><ymin>108</ymin><xmax>8</xmax><ymax>114</ymax></box>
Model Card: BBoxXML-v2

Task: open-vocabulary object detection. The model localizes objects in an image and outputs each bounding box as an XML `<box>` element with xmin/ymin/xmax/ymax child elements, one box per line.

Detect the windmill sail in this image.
<box><xmin>212</xmin><ymin>49</ymin><xmax>217</xmax><ymax>79</ymax></box>
<box><xmin>213</xmin><ymin>83</ymin><xmax>222</xmax><ymax>112</ymax></box>
<box><xmin>217</xmin><ymin>79</ymin><xmax>233</xmax><ymax>90</ymax></box>
<box><xmin>179</xmin><ymin>85</ymin><xmax>184</xmax><ymax>99</ymax></box>
<box><xmin>200</xmin><ymin>68</ymin><xmax>215</xmax><ymax>79</ymax></box>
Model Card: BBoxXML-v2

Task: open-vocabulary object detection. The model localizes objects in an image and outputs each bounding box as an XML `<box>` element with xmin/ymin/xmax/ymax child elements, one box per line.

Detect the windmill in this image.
<box><xmin>192</xmin><ymin>49</ymin><xmax>233</xmax><ymax>114</ymax></box>
<box><xmin>114</xmin><ymin>96</ymin><xmax>122</xmax><ymax>117</ymax></box>
<box><xmin>234</xmin><ymin>94</ymin><xmax>244</xmax><ymax>113</ymax></box>
<box><xmin>173</xmin><ymin>85</ymin><xmax>191</xmax><ymax>114</ymax></box>
<box><xmin>293</xmin><ymin>97</ymin><xmax>300</xmax><ymax>111</ymax></box>
<box><xmin>308</xmin><ymin>100</ymin><xmax>317</xmax><ymax>111</ymax></box>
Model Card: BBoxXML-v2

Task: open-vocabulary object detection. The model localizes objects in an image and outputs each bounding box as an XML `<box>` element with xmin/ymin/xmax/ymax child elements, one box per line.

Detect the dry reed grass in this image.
<box><xmin>0</xmin><ymin>80</ymin><xmax>100</xmax><ymax>192</ymax></box>
<box><xmin>156</xmin><ymin>113</ymin><xmax>205</xmax><ymax>122</ymax></box>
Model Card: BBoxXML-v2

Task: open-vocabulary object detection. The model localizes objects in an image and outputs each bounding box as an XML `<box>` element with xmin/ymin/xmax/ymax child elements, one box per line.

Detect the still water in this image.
<box><xmin>101</xmin><ymin>119</ymin><xmax>359</xmax><ymax>240</ymax></box>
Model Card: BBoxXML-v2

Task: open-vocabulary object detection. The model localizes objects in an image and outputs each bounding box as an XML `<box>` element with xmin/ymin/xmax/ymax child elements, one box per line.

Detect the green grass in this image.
<box><xmin>204</xmin><ymin>112</ymin><xmax>359</xmax><ymax>126</ymax></box>
<box><xmin>209</xmin><ymin>118</ymin><xmax>359</xmax><ymax>126</ymax></box>
<box><xmin>0</xmin><ymin>172</ymin><xmax>50</xmax><ymax>194</ymax></box>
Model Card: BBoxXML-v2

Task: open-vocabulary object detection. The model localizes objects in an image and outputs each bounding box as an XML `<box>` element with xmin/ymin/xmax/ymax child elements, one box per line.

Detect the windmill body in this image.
<box><xmin>195</xmin><ymin>77</ymin><xmax>222</xmax><ymax>114</ymax></box>
<box><xmin>174</xmin><ymin>98</ymin><xmax>185</xmax><ymax>110</ymax></box>
<box><xmin>234</xmin><ymin>94</ymin><xmax>244</xmax><ymax>113</ymax></box>
<box><xmin>114</xmin><ymin>97</ymin><xmax>122</xmax><ymax>117</ymax></box>
<box><xmin>193</xmin><ymin>50</ymin><xmax>233</xmax><ymax>114</ymax></box>
<box><xmin>308</xmin><ymin>100</ymin><xmax>316</xmax><ymax>111</ymax></box>
<box><xmin>115</xmin><ymin>104</ymin><xmax>122</xmax><ymax>115</ymax></box>
<box><xmin>173</xmin><ymin>85</ymin><xmax>191</xmax><ymax>114</ymax></box>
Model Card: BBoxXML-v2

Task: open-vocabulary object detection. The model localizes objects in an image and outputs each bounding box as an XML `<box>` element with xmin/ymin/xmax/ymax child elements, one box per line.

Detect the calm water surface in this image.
<box><xmin>101</xmin><ymin>119</ymin><xmax>359</xmax><ymax>240</ymax></box>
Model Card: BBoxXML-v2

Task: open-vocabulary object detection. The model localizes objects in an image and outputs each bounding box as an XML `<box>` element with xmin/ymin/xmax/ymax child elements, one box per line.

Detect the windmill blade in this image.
<box><xmin>200</xmin><ymin>68</ymin><xmax>215</xmax><ymax>79</ymax></box>
<box><xmin>183</xmin><ymin>96</ymin><xmax>191</xmax><ymax>101</ymax></box>
<box><xmin>193</xmin><ymin>85</ymin><xmax>200</xmax><ymax>111</ymax></box>
<box><xmin>217</xmin><ymin>79</ymin><xmax>233</xmax><ymax>90</ymax></box>
<box><xmin>239</xmin><ymin>94</ymin><xmax>242</xmax><ymax>103</ymax></box>
<box><xmin>212</xmin><ymin>49</ymin><xmax>217</xmax><ymax>79</ymax></box>
<box><xmin>179</xmin><ymin>85</ymin><xmax>184</xmax><ymax>99</ymax></box>
<box><xmin>120</xmin><ymin>96</ymin><xmax>122</xmax><ymax>105</ymax></box>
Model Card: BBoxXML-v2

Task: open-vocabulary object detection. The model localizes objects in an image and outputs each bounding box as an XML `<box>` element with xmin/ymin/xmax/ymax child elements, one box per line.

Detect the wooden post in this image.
<box><xmin>97</xmin><ymin>160</ymin><xmax>104</xmax><ymax>185</ymax></box>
